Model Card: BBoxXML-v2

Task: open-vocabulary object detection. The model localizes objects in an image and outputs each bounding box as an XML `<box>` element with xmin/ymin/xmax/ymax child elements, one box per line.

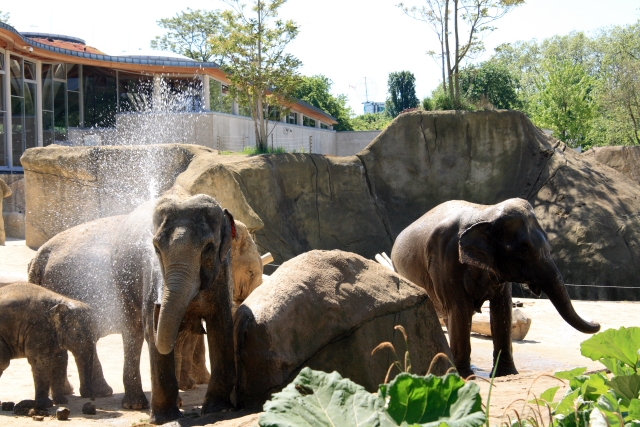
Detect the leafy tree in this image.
<box><xmin>295</xmin><ymin>75</ymin><xmax>353</xmax><ymax>131</ymax></box>
<box><xmin>399</xmin><ymin>0</ymin><xmax>524</xmax><ymax>107</ymax></box>
<box><xmin>351</xmin><ymin>112</ymin><xmax>393</xmax><ymax>131</ymax></box>
<box><xmin>532</xmin><ymin>59</ymin><xmax>595</xmax><ymax>148</ymax></box>
<box><xmin>0</xmin><ymin>12</ymin><xmax>8</xmax><ymax>24</ymax></box>
<box><xmin>459</xmin><ymin>62</ymin><xmax>521</xmax><ymax>109</ymax></box>
<box><xmin>386</xmin><ymin>71</ymin><xmax>419</xmax><ymax>117</ymax></box>
<box><xmin>151</xmin><ymin>9</ymin><xmax>223</xmax><ymax>62</ymax></box>
<box><xmin>211</xmin><ymin>0</ymin><xmax>302</xmax><ymax>151</ymax></box>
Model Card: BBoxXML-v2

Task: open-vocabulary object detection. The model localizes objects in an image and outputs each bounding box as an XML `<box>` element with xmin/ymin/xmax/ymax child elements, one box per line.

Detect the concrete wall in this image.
<box><xmin>67</xmin><ymin>112</ymin><xmax>375</xmax><ymax>157</ymax></box>
<box><xmin>0</xmin><ymin>174</ymin><xmax>25</xmax><ymax>239</ymax></box>
<box><xmin>335</xmin><ymin>131</ymin><xmax>382</xmax><ymax>156</ymax></box>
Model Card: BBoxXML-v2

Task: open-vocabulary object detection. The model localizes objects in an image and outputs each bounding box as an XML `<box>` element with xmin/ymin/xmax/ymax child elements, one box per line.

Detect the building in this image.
<box><xmin>0</xmin><ymin>22</ymin><xmax>342</xmax><ymax>172</ymax></box>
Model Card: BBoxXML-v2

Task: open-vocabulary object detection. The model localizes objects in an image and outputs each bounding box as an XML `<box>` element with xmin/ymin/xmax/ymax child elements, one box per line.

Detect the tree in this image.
<box><xmin>295</xmin><ymin>75</ymin><xmax>353</xmax><ymax>131</ymax></box>
<box><xmin>211</xmin><ymin>0</ymin><xmax>302</xmax><ymax>151</ymax></box>
<box><xmin>386</xmin><ymin>71</ymin><xmax>419</xmax><ymax>117</ymax></box>
<box><xmin>0</xmin><ymin>11</ymin><xmax>9</xmax><ymax>24</ymax></box>
<box><xmin>459</xmin><ymin>61</ymin><xmax>521</xmax><ymax>109</ymax></box>
<box><xmin>532</xmin><ymin>59</ymin><xmax>595</xmax><ymax>148</ymax></box>
<box><xmin>399</xmin><ymin>0</ymin><xmax>524</xmax><ymax>107</ymax></box>
<box><xmin>351</xmin><ymin>112</ymin><xmax>393</xmax><ymax>131</ymax></box>
<box><xmin>151</xmin><ymin>9</ymin><xmax>223</xmax><ymax>62</ymax></box>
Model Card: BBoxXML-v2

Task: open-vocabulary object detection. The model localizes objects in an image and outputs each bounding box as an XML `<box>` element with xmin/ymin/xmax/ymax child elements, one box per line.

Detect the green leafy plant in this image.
<box><xmin>522</xmin><ymin>327</ymin><xmax>640</xmax><ymax>427</ymax></box>
<box><xmin>259</xmin><ymin>368</ymin><xmax>486</xmax><ymax>427</ymax></box>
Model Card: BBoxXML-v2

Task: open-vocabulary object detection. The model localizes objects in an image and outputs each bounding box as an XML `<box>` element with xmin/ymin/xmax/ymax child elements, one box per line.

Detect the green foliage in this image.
<box><xmin>150</xmin><ymin>9</ymin><xmax>223</xmax><ymax>62</ymax></box>
<box><xmin>530</xmin><ymin>59</ymin><xmax>595</xmax><ymax>148</ymax></box>
<box><xmin>386</xmin><ymin>71</ymin><xmax>420</xmax><ymax>117</ymax></box>
<box><xmin>431</xmin><ymin>85</ymin><xmax>474</xmax><ymax>111</ymax></box>
<box><xmin>351</xmin><ymin>112</ymin><xmax>393</xmax><ymax>131</ymax></box>
<box><xmin>259</xmin><ymin>368</ymin><xmax>485</xmax><ymax>427</ymax></box>
<box><xmin>459</xmin><ymin>62</ymin><xmax>521</xmax><ymax>110</ymax></box>
<box><xmin>525</xmin><ymin>327</ymin><xmax>640</xmax><ymax>427</ymax></box>
<box><xmin>490</xmin><ymin>23</ymin><xmax>640</xmax><ymax>148</ymax></box>
<box><xmin>0</xmin><ymin>11</ymin><xmax>9</xmax><ymax>24</ymax></box>
<box><xmin>211</xmin><ymin>0</ymin><xmax>302</xmax><ymax>151</ymax></box>
<box><xmin>422</xmin><ymin>97</ymin><xmax>434</xmax><ymax>111</ymax></box>
<box><xmin>295</xmin><ymin>75</ymin><xmax>353</xmax><ymax>131</ymax></box>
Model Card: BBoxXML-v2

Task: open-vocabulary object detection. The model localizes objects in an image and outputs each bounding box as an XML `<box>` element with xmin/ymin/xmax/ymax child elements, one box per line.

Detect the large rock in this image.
<box><xmin>21</xmin><ymin>144</ymin><xmax>212</xmax><ymax>248</ymax></box>
<box><xmin>0</xmin><ymin>174</ymin><xmax>24</xmax><ymax>239</ymax></box>
<box><xmin>22</xmin><ymin>111</ymin><xmax>640</xmax><ymax>299</ymax></box>
<box><xmin>583</xmin><ymin>145</ymin><xmax>640</xmax><ymax>184</ymax></box>
<box><xmin>234</xmin><ymin>250</ymin><xmax>451</xmax><ymax>408</ymax></box>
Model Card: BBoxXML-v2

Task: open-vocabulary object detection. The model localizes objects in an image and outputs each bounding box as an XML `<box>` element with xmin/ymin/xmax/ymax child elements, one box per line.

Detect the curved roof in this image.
<box><xmin>118</xmin><ymin>49</ymin><xmax>197</xmax><ymax>62</ymax></box>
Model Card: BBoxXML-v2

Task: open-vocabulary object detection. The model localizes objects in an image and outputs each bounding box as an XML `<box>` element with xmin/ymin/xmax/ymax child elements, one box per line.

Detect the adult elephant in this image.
<box><xmin>28</xmin><ymin>191</ymin><xmax>236</xmax><ymax>424</ymax></box>
<box><xmin>391</xmin><ymin>198</ymin><xmax>600</xmax><ymax>378</ymax></box>
<box><xmin>111</xmin><ymin>191</ymin><xmax>236</xmax><ymax>424</ymax></box>
<box><xmin>176</xmin><ymin>220</ymin><xmax>263</xmax><ymax>391</ymax></box>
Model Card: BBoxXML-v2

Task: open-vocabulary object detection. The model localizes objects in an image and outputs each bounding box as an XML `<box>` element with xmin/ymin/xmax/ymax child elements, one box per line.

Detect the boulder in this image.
<box><xmin>583</xmin><ymin>145</ymin><xmax>640</xmax><ymax>184</ymax></box>
<box><xmin>20</xmin><ymin>144</ymin><xmax>211</xmax><ymax>248</ymax></box>
<box><xmin>234</xmin><ymin>250</ymin><xmax>451</xmax><ymax>409</ymax></box>
<box><xmin>22</xmin><ymin>111</ymin><xmax>640</xmax><ymax>299</ymax></box>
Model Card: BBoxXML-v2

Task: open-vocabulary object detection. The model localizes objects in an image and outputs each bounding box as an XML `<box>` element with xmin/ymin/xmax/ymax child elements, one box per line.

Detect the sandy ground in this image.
<box><xmin>1</xmin><ymin>239</ymin><xmax>638</xmax><ymax>426</ymax></box>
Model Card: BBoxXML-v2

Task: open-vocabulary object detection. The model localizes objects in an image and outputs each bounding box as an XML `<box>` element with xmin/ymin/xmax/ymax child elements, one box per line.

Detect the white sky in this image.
<box><xmin>5</xmin><ymin>0</ymin><xmax>640</xmax><ymax>114</ymax></box>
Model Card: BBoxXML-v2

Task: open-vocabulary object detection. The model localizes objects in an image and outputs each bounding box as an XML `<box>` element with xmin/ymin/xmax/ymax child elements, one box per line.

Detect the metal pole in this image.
<box><xmin>309</xmin><ymin>135</ymin><xmax>313</xmax><ymax>153</ymax></box>
<box><xmin>217</xmin><ymin>135</ymin><xmax>220</xmax><ymax>152</ymax></box>
<box><xmin>271</xmin><ymin>133</ymin><xmax>274</xmax><ymax>151</ymax></box>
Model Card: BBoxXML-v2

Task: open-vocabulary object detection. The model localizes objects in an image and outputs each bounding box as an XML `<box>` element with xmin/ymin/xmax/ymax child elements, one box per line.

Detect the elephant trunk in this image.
<box><xmin>155</xmin><ymin>262</ymin><xmax>200</xmax><ymax>355</ymax></box>
<box><xmin>539</xmin><ymin>261</ymin><xmax>600</xmax><ymax>334</ymax></box>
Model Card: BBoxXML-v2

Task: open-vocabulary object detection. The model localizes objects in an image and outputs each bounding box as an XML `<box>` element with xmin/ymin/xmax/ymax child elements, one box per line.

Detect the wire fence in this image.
<box><xmin>217</xmin><ymin>135</ymin><xmax>315</xmax><ymax>154</ymax></box>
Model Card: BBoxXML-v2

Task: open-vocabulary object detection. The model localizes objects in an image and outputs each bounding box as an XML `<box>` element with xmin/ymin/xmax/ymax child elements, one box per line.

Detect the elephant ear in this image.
<box><xmin>219</xmin><ymin>208</ymin><xmax>236</xmax><ymax>264</ymax></box>
<box><xmin>459</xmin><ymin>222</ymin><xmax>497</xmax><ymax>274</ymax></box>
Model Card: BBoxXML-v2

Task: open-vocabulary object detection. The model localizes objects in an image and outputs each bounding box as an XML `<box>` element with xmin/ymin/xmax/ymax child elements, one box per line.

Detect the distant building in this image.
<box><xmin>363</xmin><ymin>101</ymin><xmax>385</xmax><ymax>114</ymax></box>
<box><xmin>0</xmin><ymin>23</ymin><xmax>338</xmax><ymax>171</ymax></box>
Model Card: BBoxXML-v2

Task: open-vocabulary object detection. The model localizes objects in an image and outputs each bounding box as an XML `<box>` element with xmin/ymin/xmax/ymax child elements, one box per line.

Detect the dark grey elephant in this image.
<box><xmin>111</xmin><ymin>192</ymin><xmax>236</xmax><ymax>424</ymax></box>
<box><xmin>391</xmin><ymin>198</ymin><xmax>600</xmax><ymax>377</ymax></box>
<box><xmin>0</xmin><ymin>283</ymin><xmax>98</xmax><ymax>407</ymax></box>
<box><xmin>28</xmin><ymin>191</ymin><xmax>236</xmax><ymax>424</ymax></box>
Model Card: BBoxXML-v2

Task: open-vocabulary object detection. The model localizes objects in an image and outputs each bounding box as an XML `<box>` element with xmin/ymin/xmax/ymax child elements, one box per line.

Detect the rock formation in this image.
<box><xmin>22</xmin><ymin>110</ymin><xmax>640</xmax><ymax>299</ymax></box>
<box><xmin>234</xmin><ymin>250</ymin><xmax>451</xmax><ymax>408</ymax></box>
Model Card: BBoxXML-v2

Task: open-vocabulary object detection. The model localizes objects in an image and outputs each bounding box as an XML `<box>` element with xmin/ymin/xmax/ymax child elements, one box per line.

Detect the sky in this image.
<box><xmin>4</xmin><ymin>0</ymin><xmax>640</xmax><ymax>115</ymax></box>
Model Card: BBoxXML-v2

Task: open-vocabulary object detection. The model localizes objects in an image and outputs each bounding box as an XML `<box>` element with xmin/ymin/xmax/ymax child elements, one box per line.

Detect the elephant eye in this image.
<box><xmin>203</xmin><ymin>243</ymin><xmax>216</xmax><ymax>256</ymax></box>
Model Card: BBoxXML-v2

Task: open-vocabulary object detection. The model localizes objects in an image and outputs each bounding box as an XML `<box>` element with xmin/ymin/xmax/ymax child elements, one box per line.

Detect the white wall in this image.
<box><xmin>71</xmin><ymin>112</ymin><xmax>377</xmax><ymax>157</ymax></box>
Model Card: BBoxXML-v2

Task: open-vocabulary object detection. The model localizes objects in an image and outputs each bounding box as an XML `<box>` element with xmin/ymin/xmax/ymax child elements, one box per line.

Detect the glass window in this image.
<box><xmin>24</xmin><ymin>61</ymin><xmax>35</xmax><ymax>81</ymax></box>
<box><xmin>0</xmin><ymin>52</ymin><xmax>3</xmax><ymax>71</ymax></box>
<box><xmin>11</xmin><ymin>96</ymin><xmax>24</xmax><ymax>167</ymax></box>
<box><xmin>118</xmin><ymin>71</ymin><xmax>152</xmax><ymax>113</ymax></box>
<box><xmin>209</xmin><ymin>80</ymin><xmax>233</xmax><ymax>114</ymax></box>
<box><xmin>286</xmin><ymin>112</ymin><xmax>297</xmax><ymax>125</ymax></box>
<box><xmin>321</xmin><ymin>123</ymin><xmax>329</xmax><ymax>130</ymax></box>
<box><xmin>10</xmin><ymin>58</ymin><xmax>22</xmax><ymax>97</ymax></box>
<box><xmin>43</xmin><ymin>110</ymin><xmax>54</xmax><ymax>146</ymax></box>
<box><xmin>83</xmin><ymin>65</ymin><xmax>117</xmax><ymax>128</ymax></box>
<box><xmin>53</xmin><ymin>81</ymin><xmax>67</xmax><ymax>139</ymax></box>
<box><xmin>68</xmin><ymin>91</ymin><xmax>80</xmax><ymax>127</ymax></box>
<box><xmin>67</xmin><ymin>64</ymin><xmax>80</xmax><ymax>91</ymax></box>
<box><xmin>24</xmin><ymin>82</ymin><xmax>37</xmax><ymax>150</ymax></box>
<box><xmin>0</xmin><ymin>73</ymin><xmax>4</xmax><ymax>111</ymax></box>
<box><xmin>54</xmin><ymin>63</ymin><xmax>65</xmax><ymax>80</ymax></box>
<box><xmin>303</xmin><ymin>116</ymin><xmax>316</xmax><ymax>127</ymax></box>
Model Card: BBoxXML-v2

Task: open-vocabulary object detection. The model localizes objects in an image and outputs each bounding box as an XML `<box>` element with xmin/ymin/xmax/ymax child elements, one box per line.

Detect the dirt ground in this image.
<box><xmin>1</xmin><ymin>239</ymin><xmax>638</xmax><ymax>426</ymax></box>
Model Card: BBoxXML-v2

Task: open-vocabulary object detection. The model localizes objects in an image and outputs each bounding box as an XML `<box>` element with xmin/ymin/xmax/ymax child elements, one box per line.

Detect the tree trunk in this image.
<box><xmin>453</xmin><ymin>0</ymin><xmax>460</xmax><ymax>103</ymax></box>
<box><xmin>444</xmin><ymin>0</ymin><xmax>453</xmax><ymax>100</ymax></box>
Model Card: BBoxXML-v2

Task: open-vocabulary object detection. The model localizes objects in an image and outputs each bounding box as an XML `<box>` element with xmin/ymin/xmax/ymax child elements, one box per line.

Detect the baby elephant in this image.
<box><xmin>0</xmin><ymin>282</ymin><xmax>98</xmax><ymax>407</ymax></box>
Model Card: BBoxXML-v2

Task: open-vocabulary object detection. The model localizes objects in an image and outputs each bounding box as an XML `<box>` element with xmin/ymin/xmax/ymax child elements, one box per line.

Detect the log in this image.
<box><xmin>261</xmin><ymin>252</ymin><xmax>274</xmax><ymax>266</ymax></box>
<box><xmin>469</xmin><ymin>308</ymin><xmax>532</xmax><ymax>341</ymax></box>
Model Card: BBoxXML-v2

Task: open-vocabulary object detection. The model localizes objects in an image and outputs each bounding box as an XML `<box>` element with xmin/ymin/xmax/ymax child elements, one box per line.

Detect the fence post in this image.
<box><xmin>271</xmin><ymin>133</ymin><xmax>274</xmax><ymax>151</ymax></box>
<box><xmin>217</xmin><ymin>135</ymin><xmax>220</xmax><ymax>152</ymax></box>
<box><xmin>309</xmin><ymin>135</ymin><xmax>313</xmax><ymax>153</ymax></box>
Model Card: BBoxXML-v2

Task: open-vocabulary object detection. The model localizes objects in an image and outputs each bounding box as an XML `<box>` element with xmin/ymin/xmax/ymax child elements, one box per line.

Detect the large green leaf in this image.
<box><xmin>379</xmin><ymin>373</ymin><xmax>485</xmax><ymax>427</ymax></box>
<box><xmin>554</xmin><ymin>389</ymin><xmax>582</xmax><ymax>417</ymax></box>
<box><xmin>580</xmin><ymin>327</ymin><xmax>640</xmax><ymax>369</ymax></box>
<box><xmin>555</xmin><ymin>367</ymin><xmax>588</xmax><ymax>380</ymax></box>
<box><xmin>259</xmin><ymin>368</ymin><xmax>384</xmax><ymax>427</ymax></box>
<box><xmin>607</xmin><ymin>375</ymin><xmax>640</xmax><ymax>402</ymax></box>
<box><xmin>595</xmin><ymin>391</ymin><xmax>625</xmax><ymax>427</ymax></box>
<box><xmin>628</xmin><ymin>398</ymin><xmax>640</xmax><ymax>421</ymax></box>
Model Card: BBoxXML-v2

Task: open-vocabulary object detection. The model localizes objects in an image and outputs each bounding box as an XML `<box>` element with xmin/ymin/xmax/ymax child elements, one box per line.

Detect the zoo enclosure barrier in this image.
<box><xmin>216</xmin><ymin>134</ymin><xmax>314</xmax><ymax>153</ymax></box>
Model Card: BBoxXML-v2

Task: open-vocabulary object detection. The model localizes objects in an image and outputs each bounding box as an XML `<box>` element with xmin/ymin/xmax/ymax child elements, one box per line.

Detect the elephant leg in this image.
<box><xmin>145</xmin><ymin>314</ymin><xmax>183</xmax><ymax>425</ymax></box>
<box><xmin>192</xmin><ymin>334</ymin><xmax>210</xmax><ymax>384</ymax></box>
<box><xmin>0</xmin><ymin>341</ymin><xmax>10</xmax><ymax>382</ymax></box>
<box><xmin>50</xmin><ymin>350</ymin><xmax>69</xmax><ymax>405</ymax></box>
<box><xmin>202</xmin><ymin>311</ymin><xmax>235</xmax><ymax>414</ymax></box>
<box><xmin>121</xmin><ymin>319</ymin><xmax>149</xmax><ymax>410</ymax></box>
<box><xmin>176</xmin><ymin>331</ymin><xmax>197</xmax><ymax>391</ymax></box>
<box><xmin>446</xmin><ymin>307</ymin><xmax>474</xmax><ymax>379</ymax></box>
<box><xmin>489</xmin><ymin>284</ymin><xmax>518</xmax><ymax>376</ymax></box>
<box><xmin>29</xmin><ymin>355</ymin><xmax>55</xmax><ymax>408</ymax></box>
<box><xmin>89</xmin><ymin>349</ymin><xmax>113</xmax><ymax>397</ymax></box>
